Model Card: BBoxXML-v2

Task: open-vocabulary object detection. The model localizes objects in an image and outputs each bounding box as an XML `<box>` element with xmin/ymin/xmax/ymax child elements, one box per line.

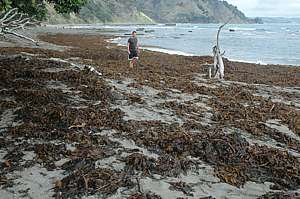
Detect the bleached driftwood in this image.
<box><xmin>0</xmin><ymin>8</ymin><xmax>40</xmax><ymax>45</ymax></box>
<box><xmin>213</xmin><ymin>20</ymin><xmax>230</xmax><ymax>79</ymax></box>
<box><xmin>201</xmin><ymin>63</ymin><xmax>214</xmax><ymax>79</ymax></box>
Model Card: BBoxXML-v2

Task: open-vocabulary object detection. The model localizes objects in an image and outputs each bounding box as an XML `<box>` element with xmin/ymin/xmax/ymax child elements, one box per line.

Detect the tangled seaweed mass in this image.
<box><xmin>0</xmin><ymin>33</ymin><xmax>300</xmax><ymax>198</ymax></box>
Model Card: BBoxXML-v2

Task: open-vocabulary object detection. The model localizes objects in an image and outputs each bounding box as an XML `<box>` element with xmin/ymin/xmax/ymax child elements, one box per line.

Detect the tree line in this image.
<box><xmin>0</xmin><ymin>0</ymin><xmax>88</xmax><ymax>20</ymax></box>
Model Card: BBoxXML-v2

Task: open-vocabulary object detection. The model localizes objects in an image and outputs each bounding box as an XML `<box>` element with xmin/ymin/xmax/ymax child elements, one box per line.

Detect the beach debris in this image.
<box><xmin>0</xmin><ymin>53</ymin><xmax>126</xmax><ymax>198</ymax></box>
<box><xmin>295</xmin><ymin>116</ymin><xmax>300</xmax><ymax>135</ymax></box>
<box><xmin>258</xmin><ymin>191</ymin><xmax>300</xmax><ymax>199</ymax></box>
<box><xmin>213</xmin><ymin>19</ymin><xmax>231</xmax><ymax>79</ymax></box>
<box><xmin>201</xmin><ymin>63</ymin><xmax>214</xmax><ymax>79</ymax></box>
<box><xmin>55</xmin><ymin>168</ymin><xmax>134</xmax><ymax>198</ymax></box>
<box><xmin>84</xmin><ymin>64</ymin><xmax>102</xmax><ymax>76</ymax></box>
<box><xmin>125</xmin><ymin>153</ymin><xmax>155</xmax><ymax>175</ymax></box>
<box><xmin>124</xmin><ymin>153</ymin><xmax>193</xmax><ymax>177</ymax></box>
<box><xmin>208</xmin><ymin>85</ymin><xmax>300</xmax><ymax>152</ymax></box>
<box><xmin>128</xmin><ymin>192</ymin><xmax>162</xmax><ymax>199</ymax></box>
<box><xmin>0</xmin><ymin>33</ymin><xmax>299</xmax><ymax>199</ymax></box>
<box><xmin>125</xmin><ymin>122</ymin><xmax>300</xmax><ymax>189</ymax></box>
<box><xmin>169</xmin><ymin>181</ymin><xmax>194</xmax><ymax>196</ymax></box>
<box><xmin>0</xmin><ymin>8</ymin><xmax>40</xmax><ymax>44</ymax></box>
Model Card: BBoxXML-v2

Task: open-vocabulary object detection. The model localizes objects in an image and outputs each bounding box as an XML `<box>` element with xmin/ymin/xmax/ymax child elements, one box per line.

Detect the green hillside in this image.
<box><xmin>47</xmin><ymin>0</ymin><xmax>258</xmax><ymax>24</ymax></box>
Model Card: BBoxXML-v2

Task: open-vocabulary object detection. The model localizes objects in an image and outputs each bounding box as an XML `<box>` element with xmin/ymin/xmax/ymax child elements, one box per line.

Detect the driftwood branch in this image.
<box><xmin>0</xmin><ymin>8</ymin><xmax>18</xmax><ymax>23</ymax></box>
<box><xmin>0</xmin><ymin>8</ymin><xmax>40</xmax><ymax>45</ymax></box>
<box><xmin>4</xmin><ymin>31</ymin><xmax>38</xmax><ymax>44</ymax></box>
<box><xmin>213</xmin><ymin>18</ymin><xmax>232</xmax><ymax>80</ymax></box>
<box><xmin>216</xmin><ymin>18</ymin><xmax>231</xmax><ymax>49</ymax></box>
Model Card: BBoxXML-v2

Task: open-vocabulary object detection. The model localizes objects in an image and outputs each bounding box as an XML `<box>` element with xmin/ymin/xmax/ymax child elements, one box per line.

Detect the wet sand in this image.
<box><xmin>0</xmin><ymin>27</ymin><xmax>300</xmax><ymax>199</ymax></box>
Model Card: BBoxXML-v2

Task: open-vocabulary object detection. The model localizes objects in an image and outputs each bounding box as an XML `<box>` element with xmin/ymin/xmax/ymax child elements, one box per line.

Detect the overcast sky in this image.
<box><xmin>226</xmin><ymin>0</ymin><xmax>300</xmax><ymax>17</ymax></box>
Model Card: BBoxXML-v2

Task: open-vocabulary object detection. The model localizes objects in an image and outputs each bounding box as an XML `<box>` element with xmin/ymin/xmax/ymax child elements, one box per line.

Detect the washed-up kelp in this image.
<box><xmin>258</xmin><ymin>191</ymin><xmax>300</xmax><ymax>199</ymax></box>
<box><xmin>169</xmin><ymin>181</ymin><xmax>194</xmax><ymax>196</ymax></box>
<box><xmin>158</xmin><ymin>100</ymin><xmax>206</xmax><ymax>121</ymax></box>
<box><xmin>195</xmin><ymin>133</ymin><xmax>299</xmax><ymax>189</ymax></box>
<box><xmin>125</xmin><ymin>153</ymin><xmax>192</xmax><ymax>177</ymax></box>
<box><xmin>0</xmin><ymin>149</ymin><xmax>24</xmax><ymax>172</ymax></box>
<box><xmin>198</xmin><ymin>197</ymin><xmax>216</xmax><ymax>199</ymax></box>
<box><xmin>123</xmin><ymin>121</ymin><xmax>300</xmax><ymax>189</ymax></box>
<box><xmin>1</xmin><ymin>33</ymin><xmax>300</xmax><ymax>198</ymax></box>
<box><xmin>0</xmin><ymin>53</ymin><xmax>129</xmax><ymax>198</ymax></box>
<box><xmin>128</xmin><ymin>192</ymin><xmax>162</xmax><ymax>199</ymax></box>
<box><xmin>34</xmin><ymin>143</ymin><xmax>68</xmax><ymax>170</ymax></box>
<box><xmin>0</xmin><ymin>54</ymin><xmax>124</xmax><ymax>137</ymax></box>
<box><xmin>0</xmin><ymin>55</ymin><xmax>113</xmax><ymax>105</ymax></box>
<box><xmin>55</xmin><ymin>168</ymin><xmax>133</xmax><ymax>198</ymax></box>
<box><xmin>208</xmin><ymin>86</ymin><xmax>300</xmax><ymax>150</ymax></box>
<box><xmin>195</xmin><ymin>132</ymin><xmax>300</xmax><ymax>189</ymax></box>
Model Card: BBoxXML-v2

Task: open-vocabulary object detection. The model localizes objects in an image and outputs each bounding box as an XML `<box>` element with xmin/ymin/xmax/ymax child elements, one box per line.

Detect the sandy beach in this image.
<box><xmin>0</xmin><ymin>27</ymin><xmax>300</xmax><ymax>199</ymax></box>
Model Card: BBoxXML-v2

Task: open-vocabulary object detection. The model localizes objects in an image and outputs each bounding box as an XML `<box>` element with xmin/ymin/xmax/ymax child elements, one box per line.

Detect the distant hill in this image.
<box><xmin>261</xmin><ymin>17</ymin><xmax>300</xmax><ymax>24</ymax></box>
<box><xmin>47</xmin><ymin>0</ymin><xmax>259</xmax><ymax>24</ymax></box>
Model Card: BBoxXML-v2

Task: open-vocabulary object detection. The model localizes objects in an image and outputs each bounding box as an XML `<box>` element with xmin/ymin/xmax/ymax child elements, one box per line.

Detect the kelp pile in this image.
<box><xmin>0</xmin><ymin>33</ymin><xmax>299</xmax><ymax>198</ymax></box>
<box><xmin>207</xmin><ymin>86</ymin><xmax>300</xmax><ymax>152</ymax></box>
<box><xmin>123</xmin><ymin>122</ymin><xmax>300</xmax><ymax>189</ymax></box>
<box><xmin>0</xmin><ymin>54</ymin><xmax>132</xmax><ymax>198</ymax></box>
<box><xmin>258</xmin><ymin>191</ymin><xmax>300</xmax><ymax>199</ymax></box>
<box><xmin>55</xmin><ymin>168</ymin><xmax>134</xmax><ymax>198</ymax></box>
<box><xmin>125</xmin><ymin>153</ymin><xmax>192</xmax><ymax>177</ymax></box>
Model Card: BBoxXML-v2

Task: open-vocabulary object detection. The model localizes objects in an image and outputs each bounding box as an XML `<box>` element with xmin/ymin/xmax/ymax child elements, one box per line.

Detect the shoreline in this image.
<box><xmin>111</xmin><ymin>38</ymin><xmax>300</xmax><ymax>68</ymax></box>
<box><xmin>46</xmin><ymin>23</ymin><xmax>300</xmax><ymax>67</ymax></box>
<box><xmin>0</xmin><ymin>27</ymin><xmax>299</xmax><ymax>199</ymax></box>
<box><xmin>8</xmin><ymin>25</ymin><xmax>300</xmax><ymax>67</ymax></box>
<box><xmin>114</xmin><ymin>40</ymin><xmax>288</xmax><ymax>67</ymax></box>
<box><xmin>108</xmin><ymin>34</ymin><xmax>299</xmax><ymax>68</ymax></box>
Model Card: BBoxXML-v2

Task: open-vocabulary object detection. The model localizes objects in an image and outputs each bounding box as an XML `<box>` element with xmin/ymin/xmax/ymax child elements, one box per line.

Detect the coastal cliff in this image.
<box><xmin>47</xmin><ymin>0</ymin><xmax>261</xmax><ymax>24</ymax></box>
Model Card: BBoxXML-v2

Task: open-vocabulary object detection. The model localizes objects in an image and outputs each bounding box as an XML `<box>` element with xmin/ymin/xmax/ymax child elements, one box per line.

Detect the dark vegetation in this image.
<box><xmin>0</xmin><ymin>0</ymin><xmax>88</xmax><ymax>20</ymax></box>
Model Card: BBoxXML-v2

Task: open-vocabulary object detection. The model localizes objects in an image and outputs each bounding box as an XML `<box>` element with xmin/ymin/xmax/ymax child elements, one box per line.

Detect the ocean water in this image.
<box><xmin>68</xmin><ymin>23</ymin><xmax>300</xmax><ymax>66</ymax></box>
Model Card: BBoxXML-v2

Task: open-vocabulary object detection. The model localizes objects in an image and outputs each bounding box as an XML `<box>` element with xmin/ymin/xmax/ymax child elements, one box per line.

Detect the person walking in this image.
<box><xmin>127</xmin><ymin>31</ymin><xmax>140</xmax><ymax>68</ymax></box>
